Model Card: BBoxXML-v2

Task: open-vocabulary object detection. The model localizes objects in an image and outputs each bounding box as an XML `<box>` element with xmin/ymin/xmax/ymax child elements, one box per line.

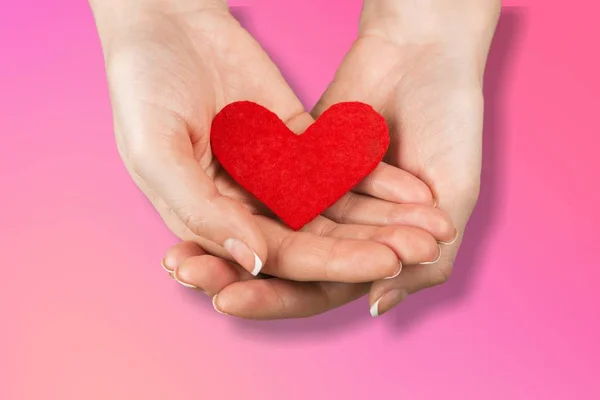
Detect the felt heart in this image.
<box><xmin>210</xmin><ymin>101</ymin><xmax>390</xmax><ymax>230</ymax></box>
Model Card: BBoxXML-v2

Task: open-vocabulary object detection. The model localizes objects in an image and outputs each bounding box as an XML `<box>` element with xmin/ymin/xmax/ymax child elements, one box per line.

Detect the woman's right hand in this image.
<box><xmin>91</xmin><ymin>0</ymin><xmax>456</xmax><ymax>282</ymax></box>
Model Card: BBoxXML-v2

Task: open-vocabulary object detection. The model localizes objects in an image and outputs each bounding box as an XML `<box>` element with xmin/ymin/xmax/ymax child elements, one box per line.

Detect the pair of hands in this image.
<box><xmin>90</xmin><ymin>0</ymin><xmax>500</xmax><ymax>319</ymax></box>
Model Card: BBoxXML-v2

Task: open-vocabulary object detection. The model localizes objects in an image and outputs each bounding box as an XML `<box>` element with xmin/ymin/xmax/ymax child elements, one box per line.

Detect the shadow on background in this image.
<box><xmin>217</xmin><ymin>7</ymin><xmax>525</xmax><ymax>339</ymax></box>
<box><xmin>230</xmin><ymin>7</ymin><xmax>251</xmax><ymax>30</ymax></box>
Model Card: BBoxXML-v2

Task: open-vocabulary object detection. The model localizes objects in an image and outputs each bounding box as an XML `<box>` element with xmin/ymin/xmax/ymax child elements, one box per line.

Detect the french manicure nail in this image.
<box><xmin>212</xmin><ymin>295</ymin><xmax>227</xmax><ymax>315</ymax></box>
<box><xmin>384</xmin><ymin>262</ymin><xmax>403</xmax><ymax>280</ymax></box>
<box><xmin>370</xmin><ymin>298</ymin><xmax>383</xmax><ymax>317</ymax></box>
<box><xmin>370</xmin><ymin>289</ymin><xmax>409</xmax><ymax>317</ymax></box>
<box><xmin>173</xmin><ymin>268</ymin><xmax>199</xmax><ymax>289</ymax></box>
<box><xmin>223</xmin><ymin>238</ymin><xmax>263</xmax><ymax>276</ymax></box>
<box><xmin>419</xmin><ymin>245</ymin><xmax>442</xmax><ymax>265</ymax></box>
<box><xmin>161</xmin><ymin>258</ymin><xmax>173</xmax><ymax>273</ymax></box>
<box><xmin>439</xmin><ymin>230</ymin><xmax>459</xmax><ymax>245</ymax></box>
<box><xmin>161</xmin><ymin>259</ymin><xmax>176</xmax><ymax>279</ymax></box>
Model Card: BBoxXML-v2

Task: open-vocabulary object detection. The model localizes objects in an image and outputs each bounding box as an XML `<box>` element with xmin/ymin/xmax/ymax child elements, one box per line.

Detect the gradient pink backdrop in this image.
<box><xmin>1</xmin><ymin>0</ymin><xmax>599</xmax><ymax>399</ymax></box>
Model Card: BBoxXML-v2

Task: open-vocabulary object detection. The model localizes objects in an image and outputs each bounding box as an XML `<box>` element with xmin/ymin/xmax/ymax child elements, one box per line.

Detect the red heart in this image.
<box><xmin>210</xmin><ymin>101</ymin><xmax>390</xmax><ymax>230</ymax></box>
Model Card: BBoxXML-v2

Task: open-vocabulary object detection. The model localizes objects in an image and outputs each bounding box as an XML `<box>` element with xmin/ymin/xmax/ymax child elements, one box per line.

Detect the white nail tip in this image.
<box><xmin>251</xmin><ymin>251</ymin><xmax>263</xmax><ymax>276</ymax></box>
<box><xmin>370</xmin><ymin>299</ymin><xmax>381</xmax><ymax>317</ymax></box>
<box><xmin>173</xmin><ymin>269</ymin><xmax>197</xmax><ymax>289</ymax></box>
<box><xmin>384</xmin><ymin>264</ymin><xmax>402</xmax><ymax>279</ymax></box>
<box><xmin>160</xmin><ymin>259</ymin><xmax>172</xmax><ymax>273</ymax></box>
<box><xmin>212</xmin><ymin>295</ymin><xmax>226</xmax><ymax>315</ymax></box>
<box><xmin>439</xmin><ymin>231</ymin><xmax>459</xmax><ymax>245</ymax></box>
<box><xmin>224</xmin><ymin>238</ymin><xmax>263</xmax><ymax>276</ymax></box>
<box><xmin>175</xmin><ymin>279</ymin><xmax>197</xmax><ymax>289</ymax></box>
<box><xmin>419</xmin><ymin>246</ymin><xmax>442</xmax><ymax>265</ymax></box>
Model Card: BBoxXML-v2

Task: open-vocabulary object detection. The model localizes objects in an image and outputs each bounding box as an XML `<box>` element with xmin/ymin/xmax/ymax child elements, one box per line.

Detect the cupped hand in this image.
<box><xmin>314</xmin><ymin>0</ymin><xmax>502</xmax><ymax>315</ymax></box>
<box><xmin>161</xmin><ymin>0</ymin><xmax>501</xmax><ymax>319</ymax></box>
<box><xmin>91</xmin><ymin>0</ymin><xmax>454</xmax><ymax>283</ymax></box>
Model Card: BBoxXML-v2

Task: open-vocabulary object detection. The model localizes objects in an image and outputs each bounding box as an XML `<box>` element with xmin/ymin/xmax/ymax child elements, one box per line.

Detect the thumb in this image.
<box><xmin>129</xmin><ymin>137</ymin><xmax>267</xmax><ymax>276</ymax></box>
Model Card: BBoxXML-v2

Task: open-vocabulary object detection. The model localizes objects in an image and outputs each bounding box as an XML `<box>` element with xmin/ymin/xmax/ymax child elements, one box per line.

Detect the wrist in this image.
<box><xmin>360</xmin><ymin>0</ymin><xmax>501</xmax><ymax>46</ymax></box>
<box><xmin>89</xmin><ymin>0</ymin><xmax>228</xmax><ymax>25</ymax></box>
<box><xmin>89</xmin><ymin>0</ymin><xmax>227</xmax><ymax>11</ymax></box>
<box><xmin>89</xmin><ymin>0</ymin><xmax>229</xmax><ymax>54</ymax></box>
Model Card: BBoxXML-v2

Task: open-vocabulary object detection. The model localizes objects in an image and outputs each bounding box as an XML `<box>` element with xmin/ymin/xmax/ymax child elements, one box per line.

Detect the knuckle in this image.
<box><xmin>263</xmin><ymin>282</ymin><xmax>289</xmax><ymax>316</ymax></box>
<box><xmin>338</xmin><ymin>193</ymin><xmax>359</xmax><ymax>222</ymax></box>
<box><xmin>315</xmin><ymin>282</ymin><xmax>332</xmax><ymax>314</ymax></box>
<box><xmin>323</xmin><ymin>239</ymin><xmax>342</xmax><ymax>281</ymax></box>
<box><xmin>177</xmin><ymin>208</ymin><xmax>206</xmax><ymax>236</ymax></box>
<box><xmin>314</xmin><ymin>218</ymin><xmax>338</xmax><ymax>237</ymax></box>
<box><xmin>275</xmin><ymin>233</ymin><xmax>297</xmax><ymax>267</ymax></box>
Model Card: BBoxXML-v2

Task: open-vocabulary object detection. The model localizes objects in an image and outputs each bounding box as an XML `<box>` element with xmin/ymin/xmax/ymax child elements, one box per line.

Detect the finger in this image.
<box><xmin>367</xmin><ymin>262</ymin><xmax>451</xmax><ymax>317</ymax></box>
<box><xmin>353</xmin><ymin>162</ymin><xmax>433</xmax><ymax>205</ymax></box>
<box><xmin>162</xmin><ymin>241</ymin><xmax>207</xmax><ymax>272</ymax></box>
<box><xmin>368</xmin><ymin>238</ymin><xmax>461</xmax><ymax>317</ymax></box>
<box><xmin>304</xmin><ymin>217</ymin><xmax>442</xmax><ymax>266</ymax></box>
<box><xmin>124</xmin><ymin>129</ymin><xmax>267</xmax><ymax>277</ymax></box>
<box><xmin>173</xmin><ymin>255</ymin><xmax>249</xmax><ymax>295</ymax></box>
<box><xmin>256</xmin><ymin>216</ymin><xmax>402</xmax><ymax>283</ymax></box>
<box><xmin>213</xmin><ymin>279</ymin><xmax>369</xmax><ymax>320</ymax></box>
<box><xmin>324</xmin><ymin>192</ymin><xmax>456</xmax><ymax>242</ymax></box>
<box><xmin>161</xmin><ymin>242</ymin><xmax>370</xmax><ymax>320</ymax></box>
<box><xmin>256</xmin><ymin>215</ymin><xmax>443</xmax><ymax>282</ymax></box>
<box><xmin>162</xmin><ymin>241</ymin><xmax>254</xmax><ymax>294</ymax></box>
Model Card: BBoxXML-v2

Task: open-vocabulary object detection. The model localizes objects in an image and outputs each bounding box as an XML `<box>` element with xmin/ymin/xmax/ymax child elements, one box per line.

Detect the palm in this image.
<box><xmin>316</xmin><ymin>35</ymin><xmax>483</xmax><ymax>224</ymax></box>
<box><xmin>108</xmin><ymin>9</ymin><xmax>303</xmax><ymax>236</ymax></box>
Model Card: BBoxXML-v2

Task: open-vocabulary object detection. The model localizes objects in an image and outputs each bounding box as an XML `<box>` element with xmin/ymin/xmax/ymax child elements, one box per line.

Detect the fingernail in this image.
<box><xmin>161</xmin><ymin>258</ymin><xmax>174</xmax><ymax>273</ymax></box>
<box><xmin>223</xmin><ymin>238</ymin><xmax>263</xmax><ymax>276</ymax></box>
<box><xmin>173</xmin><ymin>267</ymin><xmax>199</xmax><ymax>289</ymax></box>
<box><xmin>212</xmin><ymin>295</ymin><xmax>227</xmax><ymax>315</ymax></box>
<box><xmin>419</xmin><ymin>245</ymin><xmax>442</xmax><ymax>265</ymax></box>
<box><xmin>161</xmin><ymin>259</ymin><xmax>176</xmax><ymax>279</ymax></box>
<box><xmin>384</xmin><ymin>262</ymin><xmax>403</xmax><ymax>280</ymax></box>
<box><xmin>439</xmin><ymin>229</ymin><xmax>459</xmax><ymax>245</ymax></box>
<box><xmin>370</xmin><ymin>289</ymin><xmax>409</xmax><ymax>317</ymax></box>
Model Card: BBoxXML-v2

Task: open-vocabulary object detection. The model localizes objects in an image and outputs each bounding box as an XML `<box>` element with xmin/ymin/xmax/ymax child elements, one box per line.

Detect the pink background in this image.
<box><xmin>1</xmin><ymin>0</ymin><xmax>599</xmax><ymax>399</ymax></box>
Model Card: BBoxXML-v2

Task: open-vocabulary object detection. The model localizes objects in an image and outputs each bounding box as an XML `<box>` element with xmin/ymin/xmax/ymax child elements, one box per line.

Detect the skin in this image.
<box><xmin>161</xmin><ymin>0</ymin><xmax>501</xmax><ymax>319</ymax></box>
<box><xmin>90</xmin><ymin>0</ymin><xmax>456</xmax><ymax>296</ymax></box>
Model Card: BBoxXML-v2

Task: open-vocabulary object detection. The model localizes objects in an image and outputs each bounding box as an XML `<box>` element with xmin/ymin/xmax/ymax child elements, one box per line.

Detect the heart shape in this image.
<box><xmin>210</xmin><ymin>101</ymin><xmax>390</xmax><ymax>230</ymax></box>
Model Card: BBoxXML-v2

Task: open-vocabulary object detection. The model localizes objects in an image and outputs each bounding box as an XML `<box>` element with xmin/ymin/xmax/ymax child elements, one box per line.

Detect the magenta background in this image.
<box><xmin>1</xmin><ymin>0</ymin><xmax>599</xmax><ymax>399</ymax></box>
